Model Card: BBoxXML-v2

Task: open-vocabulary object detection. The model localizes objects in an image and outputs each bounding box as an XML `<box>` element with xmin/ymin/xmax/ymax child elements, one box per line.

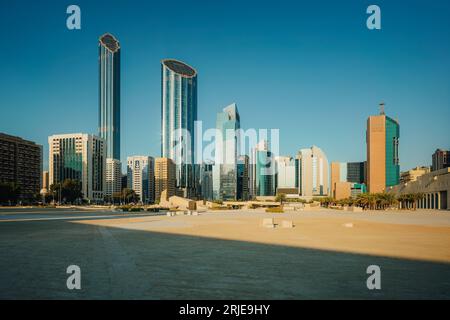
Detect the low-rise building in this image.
<box><xmin>330</xmin><ymin>161</ymin><xmax>366</xmax><ymax>199</ymax></box>
<box><xmin>389</xmin><ymin>167</ymin><xmax>450</xmax><ymax>210</ymax></box>
<box><xmin>400</xmin><ymin>166</ymin><xmax>430</xmax><ymax>184</ymax></box>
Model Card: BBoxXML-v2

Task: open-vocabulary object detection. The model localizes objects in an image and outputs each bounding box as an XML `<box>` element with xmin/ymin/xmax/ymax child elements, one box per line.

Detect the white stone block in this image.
<box><xmin>281</xmin><ymin>220</ymin><xmax>294</xmax><ymax>228</ymax></box>
<box><xmin>343</xmin><ymin>223</ymin><xmax>354</xmax><ymax>228</ymax></box>
<box><xmin>262</xmin><ymin>218</ymin><xmax>275</xmax><ymax>228</ymax></box>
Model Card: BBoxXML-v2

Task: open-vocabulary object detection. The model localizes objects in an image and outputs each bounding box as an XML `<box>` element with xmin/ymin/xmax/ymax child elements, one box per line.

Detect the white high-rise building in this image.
<box><xmin>296</xmin><ymin>146</ymin><xmax>329</xmax><ymax>197</ymax></box>
<box><xmin>106</xmin><ymin>159</ymin><xmax>122</xmax><ymax>199</ymax></box>
<box><xmin>127</xmin><ymin>156</ymin><xmax>155</xmax><ymax>203</ymax></box>
<box><xmin>275</xmin><ymin>156</ymin><xmax>296</xmax><ymax>189</ymax></box>
<box><xmin>48</xmin><ymin>133</ymin><xmax>106</xmax><ymax>202</ymax></box>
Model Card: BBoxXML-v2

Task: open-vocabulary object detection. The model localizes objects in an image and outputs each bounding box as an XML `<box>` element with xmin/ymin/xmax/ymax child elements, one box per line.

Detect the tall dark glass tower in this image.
<box><xmin>99</xmin><ymin>33</ymin><xmax>121</xmax><ymax>160</ymax></box>
<box><xmin>161</xmin><ymin>59</ymin><xmax>197</xmax><ymax>197</ymax></box>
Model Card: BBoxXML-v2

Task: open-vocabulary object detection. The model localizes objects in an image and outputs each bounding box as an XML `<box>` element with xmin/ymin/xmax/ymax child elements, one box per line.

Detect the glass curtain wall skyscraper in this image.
<box><xmin>99</xmin><ymin>33</ymin><xmax>121</xmax><ymax>199</ymax></box>
<box><xmin>250</xmin><ymin>140</ymin><xmax>276</xmax><ymax>197</ymax></box>
<box><xmin>99</xmin><ymin>33</ymin><xmax>121</xmax><ymax>160</ymax></box>
<box><xmin>212</xmin><ymin>103</ymin><xmax>240</xmax><ymax>200</ymax></box>
<box><xmin>161</xmin><ymin>59</ymin><xmax>197</xmax><ymax>197</ymax></box>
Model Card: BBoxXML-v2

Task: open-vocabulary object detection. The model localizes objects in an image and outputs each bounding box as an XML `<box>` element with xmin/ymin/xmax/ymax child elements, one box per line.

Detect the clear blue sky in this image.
<box><xmin>1</xmin><ymin>0</ymin><xmax>449</xmax><ymax>172</ymax></box>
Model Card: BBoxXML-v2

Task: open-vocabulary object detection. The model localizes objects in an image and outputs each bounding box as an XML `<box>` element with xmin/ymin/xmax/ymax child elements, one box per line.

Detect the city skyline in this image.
<box><xmin>1</xmin><ymin>0</ymin><xmax>449</xmax><ymax>172</ymax></box>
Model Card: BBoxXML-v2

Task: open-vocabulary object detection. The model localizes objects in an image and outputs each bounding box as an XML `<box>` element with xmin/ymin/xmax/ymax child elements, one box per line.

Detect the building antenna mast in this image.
<box><xmin>379</xmin><ymin>102</ymin><xmax>385</xmax><ymax>115</ymax></box>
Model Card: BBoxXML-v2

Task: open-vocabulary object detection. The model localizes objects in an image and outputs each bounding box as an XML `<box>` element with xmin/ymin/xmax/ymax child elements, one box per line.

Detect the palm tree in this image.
<box><xmin>356</xmin><ymin>194</ymin><xmax>368</xmax><ymax>210</ymax></box>
<box><xmin>275</xmin><ymin>193</ymin><xmax>287</xmax><ymax>205</ymax></box>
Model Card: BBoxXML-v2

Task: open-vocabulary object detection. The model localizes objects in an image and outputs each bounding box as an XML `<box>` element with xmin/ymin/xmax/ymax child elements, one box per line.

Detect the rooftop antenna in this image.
<box><xmin>379</xmin><ymin>102</ymin><xmax>385</xmax><ymax>115</ymax></box>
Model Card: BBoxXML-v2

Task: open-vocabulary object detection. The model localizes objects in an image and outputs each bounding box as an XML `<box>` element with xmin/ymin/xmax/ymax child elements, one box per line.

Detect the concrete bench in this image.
<box><xmin>343</xmin><ymin>222</ymin><xmax>354</xmax><ymax>228</ymax></box>
<box><xmin>262</xmin><ymin>218</ymin><xmax>275</xmax><ymax>228</ymax></box>
<box><xmin>281</xmin><ymin>220</ymin><xmax>294</xmax><ymax>228</ymax></box>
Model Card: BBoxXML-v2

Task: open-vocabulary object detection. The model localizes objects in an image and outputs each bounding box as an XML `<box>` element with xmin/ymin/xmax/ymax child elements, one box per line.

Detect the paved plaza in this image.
<box><xmin>1</xmin><ymin>207</ymin><xmax>450</xmax><ymax>299</ymax></box>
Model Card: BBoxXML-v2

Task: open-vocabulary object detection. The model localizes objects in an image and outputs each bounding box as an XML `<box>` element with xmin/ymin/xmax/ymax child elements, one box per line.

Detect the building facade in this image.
<box><xmin>105</xmin><ymin>158</ymin><xmax>122</xmax><ymax>199</ymax></box>
<box><xmin>99</xmin><ymin>33</ymin><xmax>122</xmax><ymax>201</ymax></box>
<box><xmin>161</xmin><ymin>59</ymin><xmax>198</xmax><ymax>198</ymax></box>
<box><xmin>432</xmin><ymin>149</ymin><xmax>449</xmax><ymax>172</ymax></box>
<box><xmin>41</xmin><ymin>171</ymin><xmax>49</xmax><ymax>195</ymax></box>
<box><xmin>296</xmin><ymin>146</ymin><xmax>329</xmax><ymax>197</ymax></box>
<box><xmin>200</xmin><ymin>162</ymin><xmax>214</xmax><ymax>201</ymax></box>
<box><xmin>275</xmin><ymin>156</ymin><xmax>296</xmax><ymax>192</ymax></box>
<box><xmin>390</xmin><ymin>168</ymin><xmax>449</xmax><ymax>210</ymax></box>
<box><xmin>48</xmin><ymin>133</ymin><xmax>105</xmax><ymax>202</ymax></box>
<box><xmin>0</xmin><ymin>133</ymin><xmax>42</xmax><ymax>201</ymax></box>
<box><xmin>250</xmin><ymin>140</ymin><xmax>276</xmax><ymax>197</ymax></box>
<box><xmin>237</xmin><ymin>155</ymin><xmax>249</xmax><ymax>201</ymax></box>
<box><xmin>155</xmin><ymin>157</ymin><xmax>176</xmax><ymax>202</ymax></box>
<box><xmin>400</xmin><ymin>166</ymin><xmax>431</xmax><ymax>184</ymax></box>
<box><xmin>127</xmin><ymin>156</ymin><xmax>155</xmax><ymax>204</ymax></box>
<box><xmin>366</xmin><ymin>108</ymin><xmax>400</xmax><ymax>193</ymax></box>
<box><xmin>212</xmin><ymin>103</ymin><xmax>240</xmax><ymax>200</ymax></box>
<box><xmin>330</xmin><ymin>161</ymin><xmax>366</xmax><ymax>199</ymax></box>
<box><xmin>99</xmin><ymin>33</ymin><xmax>121</xmax><ymax>160</ymax></box>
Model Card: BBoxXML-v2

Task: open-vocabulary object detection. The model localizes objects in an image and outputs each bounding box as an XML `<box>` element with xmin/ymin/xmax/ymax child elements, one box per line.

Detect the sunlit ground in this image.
<box><xmin>1</xmin><ymin>207</ymin><xmax>449</xmax><ymax>299</ymax></box>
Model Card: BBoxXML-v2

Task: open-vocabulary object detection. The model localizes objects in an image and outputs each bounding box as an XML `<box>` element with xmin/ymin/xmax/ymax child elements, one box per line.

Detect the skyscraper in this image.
<box><xmin>99</xmin><ymin>33</ymin><xmax>121</xmax><ymax>160</ymax></box>
<box><xmin>99</xmin><ymin>33</ymin><xmax>121</xmax><ymax>199</ymax></box>
<box><xmin>48</xmin><ymin>133</ymin><xmax>105</xmax><ymax>202</ymax></box>
<box><xmin>237</xmin><ymin>155</ymin><xmax>250</xmax><ymax>201</ymax></box>
<box><xmin>366</xmin><ymin>105</ymin><xmax>400</xmax><ymax>193</ymax></box>
<box><xmin>161</xmin><ymin>59</ymin><xmax>197</xmax><ymax>198</ymax></box>
<box><xmin>127</xmin><ymin>156</ymin><xmax>155</xmax><ymax>204</ymax></box>
<box><xmin>200</xmin><ymin>162</ymin><xmax>214</xmax><ymax>201</ymax></box>
<box><xmin>250</xmin><ymin>140</ymin><xmax>276</xmax><ymax>197</ymax></box>
<box><xmin>296</xmin><ymin>146</ymin><xmax>329</xmax><ymax>197</ymax></box>
<box><xmin>212</xmin><ymin>103</ymin><xmax>240</xmax><ymax>200</ymax></box>
<box><xmin>275</xmin><ymin>156</ymin><xmax>296</xmax><ymax>191</ymax></box>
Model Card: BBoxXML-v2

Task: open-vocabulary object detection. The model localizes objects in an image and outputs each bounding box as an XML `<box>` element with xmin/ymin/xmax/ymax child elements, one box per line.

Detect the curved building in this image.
<box><xmin>99</xmin><ymin>33</ymin><xmax>121</xmax><ymax>160</ymax></box>
<box><xmin>161</xmin><ymin>59</ymin><xmax>198</xmax><ymax>196</ymax></box>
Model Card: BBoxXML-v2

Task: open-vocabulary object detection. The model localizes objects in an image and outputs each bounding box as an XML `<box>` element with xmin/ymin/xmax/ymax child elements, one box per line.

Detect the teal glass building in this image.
<box><xmin>385</xmin><ymin>116</ymin><xmax>400</xmax><ymax>187</ymax></box>
<box><xmin>255</xmin><ymin>150</ymin><xmax>275</xmax><ymax>196</ymax></box>
<box><xmin>161</xmin><ymin>59</ymin><xmax>197</xmax><ymax>196</ymax></box>
<box><xmin>99</xmin><ymin>33</ymin><xmax>121</xmax><ymax>160</ymax></box>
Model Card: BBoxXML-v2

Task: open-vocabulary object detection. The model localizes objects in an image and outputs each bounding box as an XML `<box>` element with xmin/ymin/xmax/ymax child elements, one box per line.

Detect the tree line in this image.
<box><xmin>1</xmin><ymin>179</ymin><xmax>141</xmax><ymax>205</ymax></box>
<box><xmin>314</xmin><ymin>192</ymin><xmax>426</xmax><ymax>211</ymax></box>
